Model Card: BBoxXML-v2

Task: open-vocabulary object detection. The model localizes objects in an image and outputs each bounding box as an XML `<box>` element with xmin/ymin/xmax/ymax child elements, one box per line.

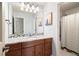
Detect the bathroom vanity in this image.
<box><xmin>3</xmin><ymin>3</ymin><xmax>53</xmax><ymax>56</ymax></box>
<box><xmin>5</xmin><ymin>37</ymin><xmax>52</xmax><ymax>56</ymax></box>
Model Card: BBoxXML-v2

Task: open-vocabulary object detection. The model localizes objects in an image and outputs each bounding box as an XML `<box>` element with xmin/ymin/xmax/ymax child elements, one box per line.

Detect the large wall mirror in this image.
<box><xmin>8</xmin><ymin>2</ymin><xmax>44</xmax><ymax>38</ymax></box>
<box><xmin>12</xmin><ymin>17</ymin><xmax>24</xmax><ymax>35</ymax></box>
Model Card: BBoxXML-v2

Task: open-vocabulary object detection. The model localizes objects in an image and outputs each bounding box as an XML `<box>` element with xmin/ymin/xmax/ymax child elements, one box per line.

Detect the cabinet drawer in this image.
<box><xmin>44</xmin><ymin>38</ymin><xmax>52</xmax><ymax>43</ymax></box>
<box><xmin>22</xmin><ymin>40</ymin><xmax>44</xmax><ymax>48</ymax></box>
<box><xmin>34</xmin><ymin>39</ymin><xmax>44</xmax><ymax>45</ymax></box>
<box><xmin>22</xmin><ymin>41</ymin><xmax>36</xmax><ymax>48</ymax></box>
<box><xmin>5</xmin><ymin>43</ymin><xmax>21</xmax><ymax>51</ymax></box>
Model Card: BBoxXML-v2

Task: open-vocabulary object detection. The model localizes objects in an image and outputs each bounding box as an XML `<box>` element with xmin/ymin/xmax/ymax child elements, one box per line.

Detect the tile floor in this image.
<box><xmin>59</xmin><ymin>49</ymin><xmax>77</xmax><ymax>56</ymax></box>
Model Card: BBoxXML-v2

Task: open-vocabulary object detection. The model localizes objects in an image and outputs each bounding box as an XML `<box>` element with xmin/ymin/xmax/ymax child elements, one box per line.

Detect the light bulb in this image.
<box><xmin>34</xmin><ymin>10</ymin><xmax>37</xmax><ymax>13</ymax></box>
<box><xmin>27</xmin><ymin>4</ymin><xmax>30</xmax><ymax>9</ymax></box>
<box><xmin>31</xmin><ymin>5</ymin><xmax>35</xmax><ymax>10</ymax></box>
<box><xmin>21</xmin><ymin>7</ymin><xmax>24</xmax><ymax>11</ymax></box>
<box><xmin>36</xmin><ymin>7</ymin><xmax>39</xmax><ymax>12</ymax></box>
<box><xmin>25</xmin><ymin>8</ymin><xmax>28</xmax><ymax>12</ymax></box>
<box><xmin>30</xmin><ymin>9</ymin><xmax>32</xmax><ymax>12</ymax></box>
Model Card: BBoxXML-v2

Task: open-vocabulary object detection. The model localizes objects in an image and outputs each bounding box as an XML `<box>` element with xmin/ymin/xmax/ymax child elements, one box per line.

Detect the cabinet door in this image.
<box><xmin>44</xmin><ymin>39</ymin><xmax>52</xmax><ymax>56</ymax></box>
<box><xmin>5</xmin><ymin>49</ymin><xmax>21</xmax><ymax>56</ymax></box>
<box><xmin>44</xmin><ymin>43</ymin><xmax>52</xmax><ymax>56</ymax></box>
<box><xmin>35</xmin><ymin>44</ymin><xmax>44</xmax><ymax>56</ymax></box>
<box><xmin>22</xmin><ymin>47</ymin><xmax>35</xmax><ymax>56</ymax></box>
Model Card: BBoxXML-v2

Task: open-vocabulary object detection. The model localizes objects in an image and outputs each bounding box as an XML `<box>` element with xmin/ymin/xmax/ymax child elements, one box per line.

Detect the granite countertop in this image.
<box><xmin>5</xmin><ymin>35</ymin><xmax>52</xmax><ymax>44</ymax></box>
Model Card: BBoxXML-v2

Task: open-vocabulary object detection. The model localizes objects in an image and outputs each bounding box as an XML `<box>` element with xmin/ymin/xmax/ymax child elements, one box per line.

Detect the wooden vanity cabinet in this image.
<box><xmin>21</xmin><ymin>39</ymin><xmax>44</xmax><ymax>56</ymax></box>
<box><xmin>5</xmin><ymin>43</ymin><xmax>21</xmax><ymax>56</ymax></box>
<box><xmin>5</xmin><ymin>38</ymin><xmax>52</xmax><ymax>56</ymax></box>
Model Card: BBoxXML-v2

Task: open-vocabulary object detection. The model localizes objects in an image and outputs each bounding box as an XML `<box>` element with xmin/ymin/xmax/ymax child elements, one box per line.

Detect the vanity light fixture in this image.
<box><xmin>20</xmin><ymin>2</ymin><xmax>39</xmax><ymax>13</ymax></box>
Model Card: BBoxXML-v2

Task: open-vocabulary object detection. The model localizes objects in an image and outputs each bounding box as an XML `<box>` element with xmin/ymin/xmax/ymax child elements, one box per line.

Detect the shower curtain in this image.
<box><xmin>61</xmin><ymin>13</ymin><xmax>79</xmax><ymax>53</ymax></box>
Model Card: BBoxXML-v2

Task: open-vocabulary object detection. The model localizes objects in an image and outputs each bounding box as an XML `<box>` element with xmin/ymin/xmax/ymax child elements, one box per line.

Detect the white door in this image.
<box><xmin>61</xmin><ymin>13</ymin><xmax>79</xmax><ymax>53</ymax></box>
<box><xmin>72</xmin><ymin>13</ymin><xmax>79</xmax><ymax>53</ymax></box>
<box><xmin>66</xmin><ymin>13</ymin><xmax>79</xmax><ymax>53</ymax></box>
<box><xmin>69</xmin><ymin>14</ymin><xmax>77</xmax><ymax>52</ymax></box>
<box><xmin>66</xmin><ymin>14</ymin><xmax>74</xmax><ymax>50</ymax></box>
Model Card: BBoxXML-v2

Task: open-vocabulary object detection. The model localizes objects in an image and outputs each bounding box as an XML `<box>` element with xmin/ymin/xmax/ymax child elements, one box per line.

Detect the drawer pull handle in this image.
<box><xmin>3</xmin><ymin>47</ymin><xmax>9</xmax><ymax>53</ymax></box>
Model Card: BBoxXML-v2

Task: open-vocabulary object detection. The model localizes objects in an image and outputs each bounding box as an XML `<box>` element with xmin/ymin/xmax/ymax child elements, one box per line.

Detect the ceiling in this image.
<box><xmin>60</xmin><ymin>2</ymin><xmax>79</xmax><ymax>11</ymax></box>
